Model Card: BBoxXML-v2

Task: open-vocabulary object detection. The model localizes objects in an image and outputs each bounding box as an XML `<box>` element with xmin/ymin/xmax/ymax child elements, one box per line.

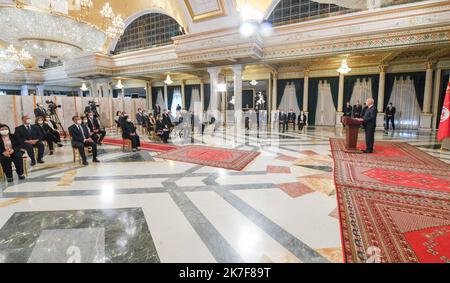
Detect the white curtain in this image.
<box><xmin>189</xmin><ymin>87</ymin><xmax>201</xmax><ymax>113</ymax></box>
<box><xmin>155</xmin><ymin>89</ymin><xmax>166</xmax><ymax>110</ymax></box>
<box><xmin>171</xmin><ymin>88</ymin><xmax>183</xmax><ymax>114</ymax></box>
<box><xmin>350</xmin><ymin>78</ymin><xmax>373</xmax><ymax>106</ymax></box>
<box><xmin>278</xmin><ymin>82</ymin><xmax>301</xmax><ymax>116</ymax></box>
<box><xmin>388</xmin><ymin>76</ymin><xmax>421</xmax><ymax>130</ymax></box>
<box><xmin>315</xmin><ymin>80</ymin><xmax>336</xmax><ymax>126</ymax></box>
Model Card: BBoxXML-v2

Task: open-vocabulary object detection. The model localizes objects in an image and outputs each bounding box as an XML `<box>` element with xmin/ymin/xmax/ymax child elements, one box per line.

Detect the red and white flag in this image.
<box><xmin>438</xmin><ymin>82</ymin><xmax>450</xmax><ymax>142</ymax></box>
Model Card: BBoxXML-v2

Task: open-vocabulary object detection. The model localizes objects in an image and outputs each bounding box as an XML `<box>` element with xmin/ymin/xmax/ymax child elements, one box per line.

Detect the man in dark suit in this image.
<box><xmin>34</xmin><ymin>103</ymin><xmax>47</xmax><ymax>118</ymax></box>
<box><xmin>86</xmin><ymin>111</ymin><xmax>106</xmax><ymax>145</ymax></box>
<box><xmin>15</xmin><ymin>115</ymin><xmax>45</xmax><ymax>166</ymax></box>
<box><xmin>344</xmin><ymin>101</ymin><xmax>353</xmax><ymax>117</ymax></box>
<box><xmin>357</xmin><ymin>98</ymin><xmax>377</xmax><ymax>154</ymax></box>
<box><xmin>69</xmin><ymin>116</ymin><xmax>99</xmax><ymax>166</ymax></box>
<box><xmin>136</xmin><ymin>108</ymin><xmax>144</xmax><ymax>126</ymax></box>
<box><xmin>279</xmin><ymin>111</ymin><xmax>287</xmax><ymax>133</ymax></box>
<box><xmin>385</xmin><ymin>102</ymin><xmax>396</xmax><ymax>131</ymax></box>
<box><xmin>287</xmin><ymin>109</ymin><xmax>296</xmax><ymax>131</ymax></box>
<box><xmin>353</xmin><ymin>101</ymin><xmax>363</xmax><ymax>118</ymax></box>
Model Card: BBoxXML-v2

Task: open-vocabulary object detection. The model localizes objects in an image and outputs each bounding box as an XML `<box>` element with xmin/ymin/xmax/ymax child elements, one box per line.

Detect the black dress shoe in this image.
<box><xmin>18</xmin><ymin>175</ymin><xmax>26</xmax><ymax>180</ymax></box>
<box><xmin>93</xmin><ymin>159</ymin><xmax>100</xmax><ymax>163</ymax></box>
<box><xmin>82</xmin><ymin>161</ymin><xmax>89</xmax><ymax>166</ymax></box>
<box><xmin>7</xmin><ymin>178</ymin><xmax>14</xmax><ymax>183</ymax></box>
<box><xmin>58</xmin><ymin>143</ymin><xmax>64</xmax><ymax>147</ymax></box>
<box><xmin>37</xmin><ymin>160</ymin><xmax>45</xmax><ymax>164</ymax></box>
<box><xmin>31</xmin><ymin>161</ymin><xmax>36</xmax><ymax>166</ymax></box>
<box><xmin>49</xmin><ymin>151</ymin><xmax>54</xmax><ymax>155</ymax></box>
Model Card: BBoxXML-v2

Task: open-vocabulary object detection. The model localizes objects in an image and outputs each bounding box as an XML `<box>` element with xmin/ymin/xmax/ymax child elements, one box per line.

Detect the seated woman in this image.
<box><xmin>122</xmin><ymin>115</ymin><xmax>141</xmax><ymax>152</ymax></box>
<box><xmin>35</xmin><ymin>116</ymin><xmax>60</xmax><ymax>155</ymax></box>
<box><xmin>156</xmin><ymin>114</ymin><xmax>170</xmax><ymax>143</ymax></box>
<box><xmin>43</xmin><ymin>115</ymin><xmax>63</xmax><ymax>151</ymax></box>
<box><xmin>0</xmin><ymin>124</ymin><xmax>25</xmax><ymax>183</ymax></box>
<box><xmin>115</xmin><ymin>111</ymin><xmax>123</xmax><ymax>130</ymax></box>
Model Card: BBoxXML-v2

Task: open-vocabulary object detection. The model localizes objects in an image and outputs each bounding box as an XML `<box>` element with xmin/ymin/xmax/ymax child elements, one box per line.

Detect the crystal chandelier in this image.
<box><xmin>337</xmin><ymin>59</ymin><xmax>352</xmax><ymax>74</ymax></box>
<box><xmin>100</xmin><ymin>2</ymin><xmax>125</xmax><ymax>39</ymax></box>
<box><xmin>249</xmin><ymin>80</ymin><xmax>258</xmax><ymax>86</ymax></box>
<box><xmin>116</xmin><ymin>80</ymin><xmax>124</xmax><ymax>89</ymax></box>
<box><xmin>0</xmin><ymin>7</ymin><xmax>106</xmax><ymax>60</ymax></box>
<box><xmin>164</xmin><ymin>75</ymin><xmax>173</xmax><ymax>85</ymax></box>
<box><xmin>0</xmin><ymin>45</ymin><xmax>32</xmax><ymax>73</ymax></box>
<box><xmin>80</xmin><ymin>83</ymin><xmax>89</xmax><ymax>91</ymax></box>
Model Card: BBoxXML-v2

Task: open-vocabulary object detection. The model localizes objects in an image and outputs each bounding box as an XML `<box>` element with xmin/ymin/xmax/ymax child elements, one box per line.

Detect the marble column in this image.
<box><xmin>376</xmin><ymin>66</ymin><xmax>387</xmax><ymax>130</ymax></box>
<box><xmin>303</xmin><ymin>69</ymin><xmax>309</xmax><ymax>113</ymax></box>
<box><xmin>272</xmin><ymin>72</ymin><xmax>278</xmax><ymax>111</ymax></box>
<box><xmin>336</xmin><ymin>72</ymin><xmax>345</xmax><ymax>128</ymax></box>
<box><xmin>21</xmin><ymin>85</ymin><xmax>29</xmax><ymax>96</ymax></box>
<box><xmin>181</xmin><ymin>80</ymin><xmax>186</xmax><ymax>110</ymax></box>
<box><xmin>419</xmin><ymin>62</ymin><xmax>434</xmax><ymax>132</ymax></box>
<box><xmin>207</xmin><ymin>67</ymin><xmax>220</xmax><ymax>121</ymax></box>
<box><xmin>268</xmin><ymin>72</ymin><xmax>273</xmax><ymax>125</ymax></box>
<box><xmin>432</xmin><ymin>68</ymin><xmax>442</xmax><ymax>131</ymax></box>
<box><xmin>146</xmin><ymin>81</ymin><xmax>153</xmax><ymax>111</ymax></box>
<box><xmin>200</xmin><ymin>80</ymin><xmax>205</xmax><ymax>112</ymax></box>
<box><xmin>36</xmin><ymin>85</ymin><xmax>45</xmax><ymax>96</ymax></box>
<box><xmin>233</xmin><ymin>65</ymin><xmax>243</xmax><ymax>128</ymax></box>
<box><xmin>163</xmin><ymin>84</ymin><xmax>168</xmax><ymax>110</ymax></box>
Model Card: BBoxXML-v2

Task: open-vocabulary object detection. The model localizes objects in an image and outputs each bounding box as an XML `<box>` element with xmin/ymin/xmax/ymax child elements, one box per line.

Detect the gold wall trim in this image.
<box><xmin>184</xmin><ymin>0</ymin><xmax>227</xmax><ymax>23</ymax></box>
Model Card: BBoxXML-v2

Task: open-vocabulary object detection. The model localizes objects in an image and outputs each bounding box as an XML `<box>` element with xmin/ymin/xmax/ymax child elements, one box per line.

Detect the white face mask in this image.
<box><xmin>76</xmin><ymin>120</ymin><xmax>82</xmax><ymax>125</ymax></box>
<box><xmin>83</xmin><ymin>120</ymin><xmax>88</xmax><ymax>124</ymax></box>
<box><xmin>0</xmin><ymin>130</ymin><xmax>9</xmax><ymax>136</ymax></box>
<box><xmin>25</xmin><ymin>119</ymin><xmax>32</xmax><ymax>124</ymax></box>
<box><xmin>127</xmin><ymin>119</ymin><xmax>132</xmax><ymax>123</ymax></box>
<box><xmin>38</xmin><ymin>121</ymin><xmax>43</xmax><ymax>125</ymax></box>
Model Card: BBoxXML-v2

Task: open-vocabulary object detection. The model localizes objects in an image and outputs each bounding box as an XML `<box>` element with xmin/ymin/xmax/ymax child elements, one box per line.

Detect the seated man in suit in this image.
<box><xmin>156</xmin><ymin>114</ymin><xmax>170</xmax><ymax>143</ymax></box>
<box><xmin>86</xmin><ymin>111</ymin><xmax>106</xmax><ymax>145</ymax></box>
<box><xmin>122</xmin><ymin>115</ymin><xmax>141</xmax><ymax>152</ymax></box>
<box><xmin>34</xmin><ymin>103</ymin><xmax>47</xmax><ymax>118</ymax></box>
<box><xmin>356</xmin><ymin>98</ymin><xmax>377</xmax><ymax>154</ymax></box>
<box><xmin>287</xmin><ymin>109</ymin><xmax>296</xmax><ymax>131</ymax></box>
<box><xmin>0</xmin><ymin>124</ymin><xmax>25</xmax><ymax>183</ymax></box>
<box><xmin>353</xmin><ymin>101</ymin><xmax>363</xmax><ymax>118</ymax></box>
<box><xmin>278</xmin><ymin>111</ymin><xmax>287</xmax><ymax>133</ymax></box>
<box><xmin>297</xmin><ymin>110</ymin><xmax>307</xmax><ymax>131</ymax></box>
<box><xmin>69</xmin><ymin>116</ymin><xmax>100</xmax><ymax>166</ymax></box>
<box><xmin>15</xmin><ymin>115</ymin><xmax>45</xmax><ymax>166</ymax></box>
<box><xmin>81</xmin><ymin>116</ymin><xmax>100</xmax><ymax>145</ymax></box>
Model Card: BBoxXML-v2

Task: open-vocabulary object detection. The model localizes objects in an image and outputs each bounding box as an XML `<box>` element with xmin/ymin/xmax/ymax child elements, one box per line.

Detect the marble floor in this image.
<box><xmin>0</xmin><ymin>126</ymin><xmax>448</xmax><ymax>263</ymax></box>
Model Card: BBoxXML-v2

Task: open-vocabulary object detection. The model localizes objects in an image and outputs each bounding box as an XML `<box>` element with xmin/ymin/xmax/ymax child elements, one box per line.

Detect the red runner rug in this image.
<box><xmin>102</xmin><ymin>137</ymin><xmax>178</xmax><ymax>152</ymax></box>
<box><xmin>330</xmin><ymin>138</ymin><xmax>450</xmax><ymax>263</ymax></box>
<box><xmin>155</xmin><ymin>145</ymin><xmax>260</xmax><ymax>171</ymax></box>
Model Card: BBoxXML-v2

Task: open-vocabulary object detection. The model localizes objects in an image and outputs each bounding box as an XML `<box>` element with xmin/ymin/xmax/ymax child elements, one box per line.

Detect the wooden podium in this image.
<box><xmin>342</xmin><ymin>117</ymin><xmax>363</xmax><ymax>152</ymax></box>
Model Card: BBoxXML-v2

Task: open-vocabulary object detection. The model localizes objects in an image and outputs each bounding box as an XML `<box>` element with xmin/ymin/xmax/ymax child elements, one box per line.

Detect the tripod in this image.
<box><xmin>48</xmin><ymin>111</ymin><xmax>67</xmax><ymax>139</ymax></box>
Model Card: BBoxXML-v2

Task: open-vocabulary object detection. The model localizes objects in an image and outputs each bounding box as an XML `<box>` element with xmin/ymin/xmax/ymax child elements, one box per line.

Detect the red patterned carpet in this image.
<box><xmin>103</xmin><ymin>137</ymin><xmax>178</xmax><ymax>152</ymax></box>
<box><xmin>330</xmin><ymin>138</ymin><xmax>450</xmax><ymax>263</ymax></box>
<box><xmin>155</xmin><ymin>145</ymin><xmax>260</xmax><ymax>171</ymax></box>
<box><xmin>330</xmin><ymin>138</ymin><xmax>448</xmax><ymax>169</ymax></box>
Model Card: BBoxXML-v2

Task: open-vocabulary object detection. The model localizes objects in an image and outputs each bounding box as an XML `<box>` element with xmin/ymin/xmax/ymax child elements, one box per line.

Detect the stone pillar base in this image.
<box><xmin>442</xmin><ymin>138</ymin><xmax>450</xmax><ymax>150</ymax></box>
<box><xmin>376</xmin><ymin>113</ymin><xmax>385</xmax><ymax>131</ymax></box>
<box><xmin>335</xmin><ymin>112</ymin><xmax>344</xmax><ymax>128</ymax></box>
<box><xmin>419</xmin><ymin>113</ymin><xmax>433</xmax><ymax>132</ymax></box>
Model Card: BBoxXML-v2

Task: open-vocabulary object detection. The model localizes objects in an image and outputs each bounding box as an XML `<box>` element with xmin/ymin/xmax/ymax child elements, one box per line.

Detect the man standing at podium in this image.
<box><xmin>357</xmin><ymin>98</ymin><xmax>377</xmax><ymax>154</ymax></box>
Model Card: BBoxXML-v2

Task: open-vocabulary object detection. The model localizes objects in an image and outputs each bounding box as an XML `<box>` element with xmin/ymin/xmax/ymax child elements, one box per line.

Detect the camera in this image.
<box><xmin>85</xmin><ymin>100</ymin><xmax>100</xmax><ymax>118</ymax></box>
<box><xmin>45</xmin><ymin>100</ymin><xmax>61</xmax><ymax>115</ymax></box>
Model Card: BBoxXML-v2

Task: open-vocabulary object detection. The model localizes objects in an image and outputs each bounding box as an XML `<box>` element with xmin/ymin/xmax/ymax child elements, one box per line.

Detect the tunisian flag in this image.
<box><xmin>438</xmin><ymin>82</ymin><xmax>450</xmax><ymax>142</ymax></box>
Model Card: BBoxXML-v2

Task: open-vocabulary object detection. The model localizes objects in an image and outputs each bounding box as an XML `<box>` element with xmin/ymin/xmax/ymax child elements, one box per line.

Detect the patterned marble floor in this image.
<box><xmin>0</xmin><ymin>126</ymin><xmax>448</xmax><ymax>263</ymax></box>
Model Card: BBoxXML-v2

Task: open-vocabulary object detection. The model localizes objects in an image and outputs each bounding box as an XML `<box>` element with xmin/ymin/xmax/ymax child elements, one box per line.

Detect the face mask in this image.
<box><xmin>38</xmin><ymin>121</ymin><xmax>43</xmax><ymax>125</ymax></box>
<box><xmin>25</xmin><ymin>119</ymin><xmax>31</xmax><ymax>124</ymax></box>
<box><xmin>83</xmin><ymin>120</ymin><xmax>88</xmax><ymax>124</ymax></box>
<box><xmin>45</xmin><ymin>118</ymin><xmax>50</xmax><ymax>122</ymax></box>
<box><xmin>0</xmin><ymin>130</ymin><xmax>9</xmax><ymax>136</ymax></box>
<box><xmin>76</xmin><ymin>120</ymin><xmax>82</xmax><ymax>125</ymax></box>
<box><xmin>127</xmin><ymin>119</ymin><xmax>132</xmax><ymax>123</ymax></box>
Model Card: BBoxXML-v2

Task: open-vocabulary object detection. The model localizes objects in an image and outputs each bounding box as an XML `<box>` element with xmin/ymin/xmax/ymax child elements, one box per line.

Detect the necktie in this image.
<box><xmin>27</xmin><ymin>125</ymin><xmax>31</xmax><ymax>134</ymax></box>
<box><xmin>79</xmin><ymin>125</ymin><xmax>86</xmax><ymax>139</ymax></box>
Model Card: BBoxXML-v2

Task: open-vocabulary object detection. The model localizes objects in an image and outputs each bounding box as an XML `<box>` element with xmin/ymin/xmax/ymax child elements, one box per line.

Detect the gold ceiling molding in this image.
<box><xmin>184</xmin><ymin>0</ymin><xmax>226</xmax><ymax>23</ymax></box>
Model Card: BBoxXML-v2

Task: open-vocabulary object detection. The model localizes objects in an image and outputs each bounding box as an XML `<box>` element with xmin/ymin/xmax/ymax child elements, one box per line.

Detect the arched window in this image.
<box><xmin>267</xmin><ymin>0</ymin><xmax>358</xmax><ymax>27</ymax></box>
<box><xmin>113</xmin><ymin>13</ymin><xmax>185</xmax><ymax>54</ymax></box>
